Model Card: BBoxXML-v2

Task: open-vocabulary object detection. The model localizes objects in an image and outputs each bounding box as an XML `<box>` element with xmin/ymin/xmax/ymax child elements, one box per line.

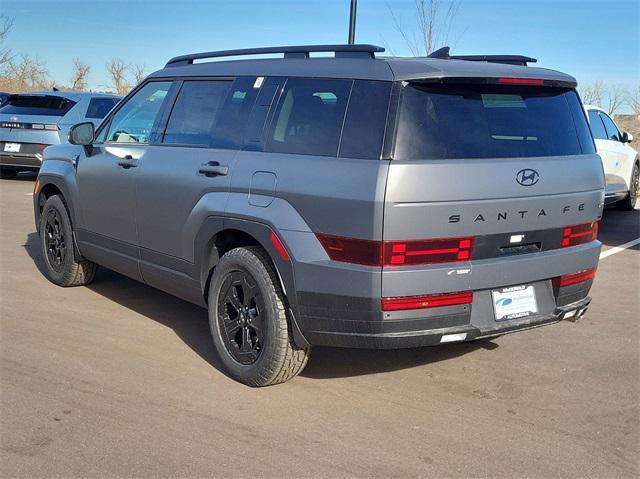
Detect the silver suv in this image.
<box><xmin>33</xmin><ymin>45</ymin><xmax>604</xmax><ymax>386</ymax></box>
<box><xmin>0</xmin><ymin>91</ymin><xmax>120</xmax><ymax>178</ymax></box>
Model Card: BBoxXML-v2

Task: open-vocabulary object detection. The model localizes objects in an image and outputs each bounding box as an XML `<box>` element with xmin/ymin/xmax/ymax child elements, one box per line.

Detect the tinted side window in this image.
<box><xmin>339</xmin><ymin>80</ymin><xmax>392</xmax><ymax>159</ymax></box>
<box><xmin>85</xmin><ymin>97</ymin><xmax>119</xmax><ymax>119</ymax></box>
<box><xmin>599</xmin><ymin>112</ymin><xmax>621</xmax><ymax>141</ymax></box>
<box><xmin>163</xmin><ymin>80</ymin><xmax>232</xmax><ymax>146</ymax></box>
<box><xmin>588</xmin><ymin>110</ymin><xmax>608</xmax><ymax>140</ymax></box>
<box><xmin>267</xmin><ymin>78</ymin><xmax>352</xmax><ymax>157</ymax></box>
<box><xmin>210</xmin><ymin>77</ymin><xmax>260</xmax><ymax>149</ymax></box>
<box><xmin>107</xmin><ymin>82</ymin><xmax>171</xmax><ymax>144</ymax></box>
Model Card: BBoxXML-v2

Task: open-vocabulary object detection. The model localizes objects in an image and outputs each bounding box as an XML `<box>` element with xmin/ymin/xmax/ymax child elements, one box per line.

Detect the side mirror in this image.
<box><xmin>69</xmin><ymin>122</ymin><xmax>95</xmax><ymax>146</ymax></box>
<box><xmin>621</xmin><ymin>131</ymin><xmax>633</xmax><ymax>143</ymax></box>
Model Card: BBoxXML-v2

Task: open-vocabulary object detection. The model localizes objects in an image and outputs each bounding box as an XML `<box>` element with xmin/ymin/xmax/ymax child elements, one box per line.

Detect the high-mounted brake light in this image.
<box><xmin>556</xmin><ymin>268</ymin><xmax>597</xmax><ymax>288</ymax></box>
<box><xmin>382</xmin><ymin>291</ymin><xmax>473</xmax><ymax>311</ymax></box>
<box><xmin>497</xmin><ymin>78</ymin><xmax>545</xmax><ymax>86</ymax></box>
<box><xmin>561</xmin><ymin>222</ymin><xmax>599</xmax><ymax>248</ymax></box>
<box><xmin>316</xmin><ymin>234</ymin><xmax>474</xmax><ymax>267</ymax></box>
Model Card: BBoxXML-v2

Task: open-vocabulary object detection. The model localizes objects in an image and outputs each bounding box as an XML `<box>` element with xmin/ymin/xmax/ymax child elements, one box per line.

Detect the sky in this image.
<box><xmin>4</xmin><ymin>0</ymin><xmax>639</xmax><ymax>110</ymax></box>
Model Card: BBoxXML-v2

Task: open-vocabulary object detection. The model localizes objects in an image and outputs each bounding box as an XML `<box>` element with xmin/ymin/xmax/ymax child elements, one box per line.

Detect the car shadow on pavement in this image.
<box><xmin>598</xmin><ymin>207</ymin><xmax>640</xmax><ymax>248</ymax></box>
<box><xmin>24</xmin><ymin>232</ymin><xmax>490</xmax><ymax>381</ymax></box>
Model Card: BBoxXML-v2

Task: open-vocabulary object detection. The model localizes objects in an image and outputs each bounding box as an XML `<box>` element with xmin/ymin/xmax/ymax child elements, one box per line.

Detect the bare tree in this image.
<box><xmin>70</xmin><ymin>58</ymin><xmax>90</xmax><ymax>91</ymax></box>
<box><xmin>627</xmin><ymin>84</ymin><xmax>640</xmax><ymax>114</ymax></box>
<box><xmin>0</xmin><ymin>14</ymin><xmax>13</xmax><ymax>69</ymax></box>
<box><xmin>388</xmin><ymin>0</ymin><xmax>463</xmax><ymax>55</ymax></box>
<box><xmin>605</xmin><ymin>84</ymin><xmax>627</xmax><ymax>116</ymax></box>
<box><xmin>106</xmin><ymin>58</ymin><xmax>130</xmax><ymax>95</ymax></box>
<box><xmin>132</xmin><ymin>63</ymin><xmax>146</xmax><ymax>85</ymax></box>
<box><xmin>579</xmin><ymin>81</ymin><xmax>604</xmax><ymax>106</ymax></box>
<box><xmin>0</xmin><ymin>54</ymin><xmax>49</xmax><ymax>91</ymax></box>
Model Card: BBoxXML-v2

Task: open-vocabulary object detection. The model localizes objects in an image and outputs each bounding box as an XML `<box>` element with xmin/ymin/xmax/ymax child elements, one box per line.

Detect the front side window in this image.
<box><xmin>106</xmin><ymin>82</ymin><xmax>171</xmax><ymax>144</ymax></box>
<box><xmin>85</xmin><ymin>97</ymin><xmax>119</xmax><ymax>119</ymax></box>
<box><xmin>267</xmin><ymin>78</ymin><xmax>352</xmax><ymax>157</ymax></box>
<box><xmin>163</xmin><ymin>80</ymin><xmax>232</xmax><ymax>146</ymax></box>
<box><xmin>588</xmin><ymin>110</ymin><xmax>608</xmax><ymax>140</ymax></box>
<box><xmin>599</xmin><ymin>112</ymin><xmax>621</xmax><ymax>141</ymax></box>
<box><xmin>395</xmin><ymin>83</ymin><xmax>594</xmax><ymax>160</ymax></box>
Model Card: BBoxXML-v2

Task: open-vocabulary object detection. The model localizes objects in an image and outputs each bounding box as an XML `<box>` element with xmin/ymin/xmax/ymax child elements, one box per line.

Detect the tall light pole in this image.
<box><xmin>348</xmin><ymin>0</ymin><xmax>357</xmax><ymax>44</ymax></box>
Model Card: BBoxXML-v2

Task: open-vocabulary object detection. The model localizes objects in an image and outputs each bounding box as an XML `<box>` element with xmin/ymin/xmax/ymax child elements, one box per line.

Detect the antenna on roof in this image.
<box><xmin>348</xmin><ymin>0</ymin><xmax>357</xmax><ymax>44</ymax></box>
<box><xmin>427</xmin><ymin>46</ymin><xmax>450</xmax><ymax>59</ymax></box>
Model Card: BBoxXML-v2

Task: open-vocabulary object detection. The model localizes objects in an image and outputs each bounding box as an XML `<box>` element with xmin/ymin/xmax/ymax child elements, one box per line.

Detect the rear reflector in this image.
<box><xmin>556</xmin><ymin>268</ymin><xmax>597</xmax><ymax>288</ymax></box>
<box><xmin>561</xmin><ymin>222</ymin><xmax>599</xmax><ymax>248</ymax></box>
<box><xmin>270</xmin><ymin>232</ymin><xmax>290</xmax><ymax>261</ymax></box>
<box><xmin>382</xmin><ymin>291</ymin><xmax>473</xmax><ymax>311</ymax></box>
<box><xmin>316</xmin><ymin>234</ymin><xmax>473</xmax><ymax>267</ymax></box>
<box><xmin>383</xmin><ymin>237</ymin><xmax>473</xmax><ymax>266</ymax></box>
<box><xmin>497</xmin><ymin>77</ymin><xmax>545</xmax><ymax>86</ymax></box>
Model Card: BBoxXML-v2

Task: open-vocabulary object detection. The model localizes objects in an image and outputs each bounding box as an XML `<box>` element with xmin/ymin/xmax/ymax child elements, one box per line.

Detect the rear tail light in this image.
<box><xmin>383</xmin><ymin>237</ymin><xmax>473</xmax><ymax>266</ymax></box>
<box><xmin>315</xmin><ymin>234</ymin><xmax>382</xmax><ymax>266</ymax></box>
<box><xmin>36</xmin><ymin>144</ymin><xmax>48</xmax><ymax>152</ymax></box>
<box><xmin>316</xmin><ymin>234</ymin><xmax>473</xmax><ymax>267</ymax></box>
<box><xmin>555</xmin><ymin>268</ymin><xmax>597</xmax><ymax>288</ymax></box>
<box><xmin>497</xmin><ymin>78</ymin><xmax>545</xmax><ymax>86</ymax></box>
<box><xmin>382</xmin><ymin>291</ymin><xmax>473</xmax><ymax>311</ymax></box>
<box><xmin>561</xmin><ymin>222</ymin><xmax>599</xmax><ymax>248</ymax></box>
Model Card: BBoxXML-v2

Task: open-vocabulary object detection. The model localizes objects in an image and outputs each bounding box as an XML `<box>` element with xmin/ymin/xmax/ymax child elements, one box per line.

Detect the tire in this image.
<box><xmin>617</xmin><ymin>162</ymin><xmax>639</xmax><ymax>211</ymax></box>
<box><xmin>0</xmin><ymin>167</ymin><xmax>18</xmax><ymax>179</ymax></box>
<box><xmin>208</xmin><ymin>246</ymin><xmax>309</xmax><ymax>387</ymax></box>
<box><xmin>39</xmin><ymin>195</ymin><xmax>97</xmax><ymax>287</ymax></box>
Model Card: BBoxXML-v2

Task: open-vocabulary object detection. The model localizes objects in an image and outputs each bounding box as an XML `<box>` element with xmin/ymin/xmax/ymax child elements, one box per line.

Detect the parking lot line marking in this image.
<box><xmin>600</xmin><ymin>237</ymin><xmax>640</xmax><ymax>259</ymax></box>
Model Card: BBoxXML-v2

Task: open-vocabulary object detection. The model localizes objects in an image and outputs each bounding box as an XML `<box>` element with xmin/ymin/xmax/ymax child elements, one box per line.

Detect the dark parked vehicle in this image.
<box><xmin>33</xmin><ymin>45</ymin><xmax>603</xmax><ymax>386</ymax></box>
<box><xmin>0</xmin><ymin>91</ymin><xmax>120</xmax><ymax>178</ymax></box>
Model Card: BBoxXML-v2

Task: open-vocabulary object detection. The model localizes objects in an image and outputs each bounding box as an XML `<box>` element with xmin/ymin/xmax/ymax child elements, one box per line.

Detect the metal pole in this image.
<box><xmin>348</xmin><ymin>0</ymin><xmax>357</xmax><ymax>44</ymax></box>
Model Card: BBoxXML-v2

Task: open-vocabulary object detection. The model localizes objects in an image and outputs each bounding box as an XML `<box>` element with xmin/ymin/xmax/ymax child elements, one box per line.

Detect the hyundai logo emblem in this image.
<box><xmin>516</xmin><ymin>168</ymin><xmax>540</xmax><ymax>186</ymax></box>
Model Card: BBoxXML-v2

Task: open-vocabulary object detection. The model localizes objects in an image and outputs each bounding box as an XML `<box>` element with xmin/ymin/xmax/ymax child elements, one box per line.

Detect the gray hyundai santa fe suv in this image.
<box><xmin>33</xmin><ymin>45</ymin><xmax>604</xmax><ymax>386</ymax></box>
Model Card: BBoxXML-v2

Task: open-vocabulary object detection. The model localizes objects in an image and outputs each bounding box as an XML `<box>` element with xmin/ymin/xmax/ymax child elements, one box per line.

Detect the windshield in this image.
<box><xmin>0</xmin><ymin>95</ymin><xmax>76</xmax><ymax>116</ymax></box>
<box><xmin>394</xmin><ymin>83</ymin><xmax>595</xmax><ymax>160</ymax></box>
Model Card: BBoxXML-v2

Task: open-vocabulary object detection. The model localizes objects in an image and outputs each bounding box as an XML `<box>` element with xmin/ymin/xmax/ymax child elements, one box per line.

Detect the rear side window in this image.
<box><xmin>85</xmin><ymin>97</ymin><xmax>119</xmax><ymax>119</ymax></box>
<box><xmin>394</xmin><ymin>84</ymin><xmax>595</xmax><ymax>160</ymax></box>
<box><xmin>163</xmin><ymin>80</ymin><xmax>232</xmax><ymax>146</ymax></box>
<box><xmin>339</xmin><ymin>80</ymin><xmax>392</xmax><ymax>159</ymax></box>
<box><xmin>0</xmin><ymin>95</ymin><xmax>76</xmax><ymax>116</ymax></box>
<box><xmin>588</xmin><ymin>110</ymin><xmax>608</xmax><ymax>139</ymax></box>
<box><xmin>210</xmin><ymin>77</ymin><xmax>260</xmax><ymax>149</ymax></box>
<box><xmin>267</xmin><ymin>78</ymin><xmax>352</xmax><ymax>157</ymax></box>
<box><xmin>599</xmin><ymin>112</ymin><xmax>621</xmax><ymax>141</ymax></box>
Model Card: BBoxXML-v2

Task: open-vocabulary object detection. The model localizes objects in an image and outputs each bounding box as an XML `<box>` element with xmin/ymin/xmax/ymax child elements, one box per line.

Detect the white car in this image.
<box><xmin>584</xmin><ymin>105</ymin><xmax>638</xmax><ymax>210</ymax></box>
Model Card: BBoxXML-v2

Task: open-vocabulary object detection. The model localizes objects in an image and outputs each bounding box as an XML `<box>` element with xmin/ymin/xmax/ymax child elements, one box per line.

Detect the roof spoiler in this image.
<box><xmin>428</xmin><ymin>46</ymin><xmax>537</xmax><ymax>66</ymax></box>
<box><xmin>165</xmin><ymin>44</ymin><xmax>386</xmax><ymax>67</ymax></box>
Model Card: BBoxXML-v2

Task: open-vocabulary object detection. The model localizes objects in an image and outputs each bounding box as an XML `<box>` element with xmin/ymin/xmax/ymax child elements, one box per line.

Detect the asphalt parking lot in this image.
<box><xmin>1</xmin><ymin>173</ymin><xmax>638</xmax><ymax>478</ymax></box>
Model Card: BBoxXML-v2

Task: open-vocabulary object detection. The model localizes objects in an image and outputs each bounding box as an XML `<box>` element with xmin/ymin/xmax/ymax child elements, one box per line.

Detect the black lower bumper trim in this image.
<box><xmin>304</xmin><ymin>296</ymin><xmax>592</xmax><ymax>349</ymax></box>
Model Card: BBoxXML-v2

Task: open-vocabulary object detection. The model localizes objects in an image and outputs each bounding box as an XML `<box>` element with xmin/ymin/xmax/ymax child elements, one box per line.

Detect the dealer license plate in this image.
<box><xmin>3</xmin><ymin>143</ymin><xmax>20</xmax><ymax>153</ymax></box>
<box><xmin>492</xmin><ymin>285</ymin><xmax>538</xmax><ymax>321</ymax></box>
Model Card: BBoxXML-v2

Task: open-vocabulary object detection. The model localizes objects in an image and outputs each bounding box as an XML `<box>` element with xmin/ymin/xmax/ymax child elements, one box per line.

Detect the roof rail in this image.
<box><xmin>427</xmin><ymin>46</ymin><xmax>537</xmax><ymax>66</ymax></box>
<box><xmin>165</xmin><ymin>44</ymin><xmax>385</xmax><ymax>67</ymax></box>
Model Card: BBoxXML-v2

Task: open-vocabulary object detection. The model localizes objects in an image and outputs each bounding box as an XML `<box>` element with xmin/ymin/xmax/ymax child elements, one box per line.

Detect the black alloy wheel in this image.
<box><xmin>217</xmin><ymin>270</ymin><xmax>265</xmax><ymax>365</ymax></box>
<box><xmin>44</xmin><ymin>208</ymin><xmax>66</xmax><ymax>273</ymax></box>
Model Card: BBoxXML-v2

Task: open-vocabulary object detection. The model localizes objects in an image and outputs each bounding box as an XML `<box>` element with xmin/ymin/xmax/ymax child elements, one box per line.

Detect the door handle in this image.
<box><xmin>118</xmin><ymin>155</ymin><xmax>137</xmax><ymax>169</ymax></box>
<box><xmin>198</xmin><ymin>161</ymin><xmax>228</xmax><ymax>177</ymax></box>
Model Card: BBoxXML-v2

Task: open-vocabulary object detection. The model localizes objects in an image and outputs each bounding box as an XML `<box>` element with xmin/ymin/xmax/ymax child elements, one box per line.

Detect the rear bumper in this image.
<box><xmin>301</xmin><ymin>295</ymin><xmax>591</xmax><ymax>349</ymax></box>
<box><xmin>0</xmin><ymin>152</ymin><xmax>42</xmax><ymax>169</ymax></box>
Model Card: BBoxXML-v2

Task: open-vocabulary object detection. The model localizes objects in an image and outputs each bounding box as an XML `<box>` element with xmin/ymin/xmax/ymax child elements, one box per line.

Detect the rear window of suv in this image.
<box><xmin>394</xmin><ymin>83</ymin><xmax>595</xmax><ymax>160</ymax></box>
<box><xmin>0</xmin><ymin>95</ymin><xmax>76</xmax><ymax>116</ymax></box>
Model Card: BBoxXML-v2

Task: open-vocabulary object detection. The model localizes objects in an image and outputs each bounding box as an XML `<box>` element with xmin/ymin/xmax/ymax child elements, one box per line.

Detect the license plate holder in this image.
<box><xmin>492</xmin><ymin>285</ymin><xmax>538</xmax><ymax>321</ymax></box>
<box><xmin>4</xmin><ymin>143</ymin><xmax>20</xmax><ymax>153</ymax></box>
